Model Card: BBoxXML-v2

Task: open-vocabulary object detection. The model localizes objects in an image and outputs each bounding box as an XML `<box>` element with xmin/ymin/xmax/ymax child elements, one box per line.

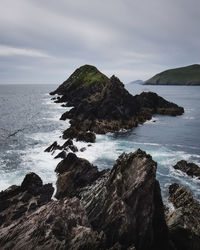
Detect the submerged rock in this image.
<box><xmin>166</xmin><ymin>183</ymin><xmax>200</xmax><ymax>250</ymax></box>
<box><xmin>0</xmin><ymin>172</ymin><xmax>54</xmax><ymax>228</ymax></box>
<box><xmin>173</xmin><ymin>160</ymin><xmax>200</xmax><ymax>179</ymax></box>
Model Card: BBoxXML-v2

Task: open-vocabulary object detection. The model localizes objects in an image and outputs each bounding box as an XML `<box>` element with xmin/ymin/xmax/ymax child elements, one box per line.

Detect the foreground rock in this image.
<box><xmin>173</xmin><ymin>160</ymin><xmax>200</xmax><ymax>179</ymax></box>
<box><xmin>50</xmin><ymin>65</ymin><xmax>184</xmax><ymax>142</ymax></box>
<box><xmin>166</xmin><ymin>183</ymin><xmax>200</xmax><ymax>250</ymax></box>
<box><xmin>55</xmin><ymin>153</ymin><xmax>104</xmax><ymax>199</ymax></box>
<box><xmin>56</xmin><ymin>149</ymin><xmax>172</xmax><ymax>250</ymax></box>
<box><xmin>0</xmin><ymin>198</ymin><xmax>105</xmax><ymax>250</ymax></box>
<box><xmin>0</xmin><ymin>172</ymin><xmax>54</xmax><ymax>227</ymax></box>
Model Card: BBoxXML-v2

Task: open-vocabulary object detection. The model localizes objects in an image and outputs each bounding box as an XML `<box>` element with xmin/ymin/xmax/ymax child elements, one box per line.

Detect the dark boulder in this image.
<box><xmin>173</xmin><ymin>160</ymin><xmax>200</xmax><ymax>178</ymax></box>
<box><xmin>80</xmin><ymin>147</ymin><xmax>86</xmax><ymax>152</ymax></box>
<box><xmin>55</xmin><ymin>153</ymin><xmax>103</xmax><ymax>199</ymax></box>
<box><xmin>0</xmin><ymin>172</ymin><xmax>54</xmax><ymax>228</ymax></box>
<box><xmin>166</xmin><ymin>183</ymin><xmax>200</xmax><ymax>250</ymax></box>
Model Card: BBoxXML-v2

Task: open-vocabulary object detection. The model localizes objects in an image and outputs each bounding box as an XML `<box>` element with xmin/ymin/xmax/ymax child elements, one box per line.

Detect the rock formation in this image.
<box><xmin>173</xmin><ymin>160</ymin><xmax>200</xmax><ymax>178</ymax></box>
<box><xmin>50</xmin><ymin>65</ymin><xmax>184</xmax><ymax>142</ymax></box>
<box><xmin>166</xmin><ymin>183</ymin><xmax>200</xmax><ymax>250</ymax></box>
<box><xmin>0</xmin><ymin>198</ymin><xmax>105</xmax><ymax>250</ymax></box>
<box><xmin>0</xmin><ymin>172</ymin><xmax>54</xmax><ymax>228</ymax></box>
<box><xmin>0</xmin><ymin>149</ymin><xmax>177</xmax><ymax>250</ymax></box>
<box><xmin>55</xmin><ymin>149</ymin><xmax>172</xmax><ymax>250</ymax></box>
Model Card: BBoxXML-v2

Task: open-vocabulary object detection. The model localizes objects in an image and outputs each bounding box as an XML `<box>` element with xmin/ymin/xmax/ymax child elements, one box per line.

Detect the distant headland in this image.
<box><xmin>144</xmin><ymin>64</ymin><xmax>200</xmax><ymax>85</ymax></box>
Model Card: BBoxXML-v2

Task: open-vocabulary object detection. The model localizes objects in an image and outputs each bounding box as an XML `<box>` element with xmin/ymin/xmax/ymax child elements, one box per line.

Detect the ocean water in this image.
<box><xmin>0</xmin><ymin>83</ymin><xmax>199</xmax><ymax>205</ymax></box>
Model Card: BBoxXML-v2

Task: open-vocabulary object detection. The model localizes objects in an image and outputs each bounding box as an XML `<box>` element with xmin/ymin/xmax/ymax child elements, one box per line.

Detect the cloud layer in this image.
<box><xmin>0</xmin><ymin>0</ymin><xmax>200</xmax><ymax>84</ymax></box>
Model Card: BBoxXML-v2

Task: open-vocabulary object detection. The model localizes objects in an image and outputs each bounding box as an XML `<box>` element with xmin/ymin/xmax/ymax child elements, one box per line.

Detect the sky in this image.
<box><xmin>0</xmin><ymin>0</ymin><xmax>200</xmax><ymax>84</ymax></box>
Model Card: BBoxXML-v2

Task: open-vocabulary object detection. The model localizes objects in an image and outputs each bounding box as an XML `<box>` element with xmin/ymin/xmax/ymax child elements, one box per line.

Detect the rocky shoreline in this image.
<box><xmin>1</xmin><ymin>149</ymin><xmax>200</xmax><ymax>249</ymax></box>
<box><xmin>1</xmin><ymin>65</ymin><xmax>199</xmax><ymax>249</ymax></box>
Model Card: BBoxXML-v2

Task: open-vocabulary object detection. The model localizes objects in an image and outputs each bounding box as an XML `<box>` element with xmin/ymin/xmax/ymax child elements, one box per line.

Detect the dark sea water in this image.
<box><xmin>0</xmin><ymin>83</ymin><xmax>200</xmax><ymax>205</ymax></box>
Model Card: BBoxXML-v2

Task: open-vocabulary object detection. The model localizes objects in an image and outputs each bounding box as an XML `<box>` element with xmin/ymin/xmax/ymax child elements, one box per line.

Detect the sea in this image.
<box><xmin>0</xmin><ymin>83</ymin><xmax>200</xmax><ymax>205</ymax></box>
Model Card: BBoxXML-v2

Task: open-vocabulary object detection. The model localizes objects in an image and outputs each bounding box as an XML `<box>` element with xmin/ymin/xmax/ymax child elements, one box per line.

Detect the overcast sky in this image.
<box><xmin>0</xmin><ymin>0</ymin><xmax>200</xmax><ymax>84</ymax></box>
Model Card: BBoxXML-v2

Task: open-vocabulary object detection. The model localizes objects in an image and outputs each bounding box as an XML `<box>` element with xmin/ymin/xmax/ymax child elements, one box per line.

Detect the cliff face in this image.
<box><xmin>144</xmin><ymin>64</ymin><xmax>200</xmax><ymax>85</ymax></box>
<box><xmin>50</xmin><ymin>65</ymin><xmax>184</xmax><ymax>142</ymax></box>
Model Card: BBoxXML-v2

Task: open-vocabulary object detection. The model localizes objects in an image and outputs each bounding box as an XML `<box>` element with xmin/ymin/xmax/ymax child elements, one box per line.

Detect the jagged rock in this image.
<box><xmin>50</xmin><ymin>65</ymin><xmax>184</xmax><ymax>142</ymax></box>
<box><xmin>0</xmin><ymin>198</ymin><xmax>106</xmax><ymax>250</ymax></box>
<box><xmin>55</xmin><ymin>153</ymin><xmax>103</xmax><ymax>199</ymax></box>
<box><xmin>44</xmin><ymin>141</ymin><xmax>62</xmax><ymax>152</ymax></box>
<box><xmin>61</xmin><ymin>139</ymin><xmax>73</xmax><ymax>148</ymax></box>
<box><xmin>54</xmin><ymin>150</ymin><xmax>67</xmax><ymax>159</ymax></box>
<box><xmin>69</xmin><ymin>145</ymin><xmax>78</xmax><ymax>152</ymax></box>
<box><xmin>56</xmin><ymin>149</ymin><xmax>171</xmax><ymax>250</ymax></box>
<box><xmin>173</xmin><ymin>160</ymin><xmax>200</xmax><ymax>178</ymax></box>
<box><xmin>0</xmin><ymin>172</ymin><xmax>54</xmax><ymax>228</ymax></box>
<box><xmin>63</xmin><ymin>127</ymin><xmax>96</xmax><ymax>143</ymax></box>
<box><xmin>80</xmin><ymin>149</ymin><xmax>171</xmax><ymax>250</ymax></box>
<box><xmin>166</xmin><ymin>183</ymin><xmax>200</xmax><ymax>250</ymax></box>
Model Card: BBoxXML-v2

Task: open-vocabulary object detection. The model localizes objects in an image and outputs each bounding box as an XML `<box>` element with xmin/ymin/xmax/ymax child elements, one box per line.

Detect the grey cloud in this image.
<box><xmin>0</xmin><ymin>0</ymin><xmax>200</xmax><ymax>84</ymax></box>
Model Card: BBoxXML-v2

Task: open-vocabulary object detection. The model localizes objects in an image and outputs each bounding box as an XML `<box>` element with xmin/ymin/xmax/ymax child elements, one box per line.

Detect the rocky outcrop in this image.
<box><xmin>55</xmin><ymin>153</ymin><xmax>105</xmax><ymax>199</ymax></box>
<box><xmin>166</xmin><ymin>183</ymin><xmax>200</xmax><ymax>250</ymax></box>
<box><xmin>50</xmin><ymin>65</ymin><xmax>184</xmax><ymax>143</ymax></box>
<box><xmin>135</xmin><ymin>92</ymin><xmax>184</xmax><ymax>116</ymax></box>
<box><xmin>50</xmin><ymin>64</ymin><xmax>109</xmax><ymax>106</ymax></box>
<box><xmin>55</xmin><ymin>149</ymin><xmax>172</xmax><ymax>250</ymax></box>
<box><xmin>44</xmin><ymin>139</ymin><xmax>78</xmax><ymax>155</ymax></box>
<box><xmin>173</xmin><ymin>160</ymin><xmax>200</xmax><ymax>178</ymax></box>
<box><xmin>0</xmin><ymin>172</ymin><xmax>54</xmax><ymax>228</ymax></box>
<box><xmin>0</xmin><ymin>198</ymin><xmax>105</xmax><ymax>250</ymax></box>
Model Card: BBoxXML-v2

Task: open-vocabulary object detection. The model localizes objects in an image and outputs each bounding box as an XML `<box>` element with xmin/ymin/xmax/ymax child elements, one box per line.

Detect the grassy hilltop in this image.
<box><xmin>145</xmin><ymin>64</ymin><xmax>200</xmax><ymax>85</ymax></box>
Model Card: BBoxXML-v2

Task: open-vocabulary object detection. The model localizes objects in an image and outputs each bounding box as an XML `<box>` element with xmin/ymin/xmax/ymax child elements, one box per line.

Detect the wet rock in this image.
<box><xmin>0</xmin><ymin>198</ymin><xmax>106</xmax><ymax>250</ymax></box>
<box><xmin>69</xmin><ymin>145</ymin><xmax>78</xmax><ymax>152</ymax></box>
<box><xmin>54</xmin><ymin>150</ymin><xmax>67</xmax><ymax>159</ymax></box>
<box><xmin>61</xmin><ymin>138</ymin><xmax>73</xmax><ymax>148</ymax></box>
<box><xmin>166</xmin><ymin>183</ymin><xmax>200</xmax><ymax>250</ymax></box>
<box><xmin>77</xmin><ymin>131</ymin><xmax>96</xmax><ymax>143</ymax></box>
<box><xmin>0</xmin><ymin>172</ymin><xmax>54</xmax><ymax>228</ymax></box>
<box><xmin>80</xmin><ymin>147</ymin><xmax>86</xmax><ymax>152</ymax></box>
<box><xmin>173</xmin><ymin>160</ymin><xmax>200</xmax><ymax>179</ymax></box>
<box><xmin>55</xmin><ymin>153</ymin><xmax>103</xmax><ymax>199</ymax></box>
<box><xmin>44</xmin><ymin>141</ymin><xmax>62</xmax><ymax>152</ymax></box>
